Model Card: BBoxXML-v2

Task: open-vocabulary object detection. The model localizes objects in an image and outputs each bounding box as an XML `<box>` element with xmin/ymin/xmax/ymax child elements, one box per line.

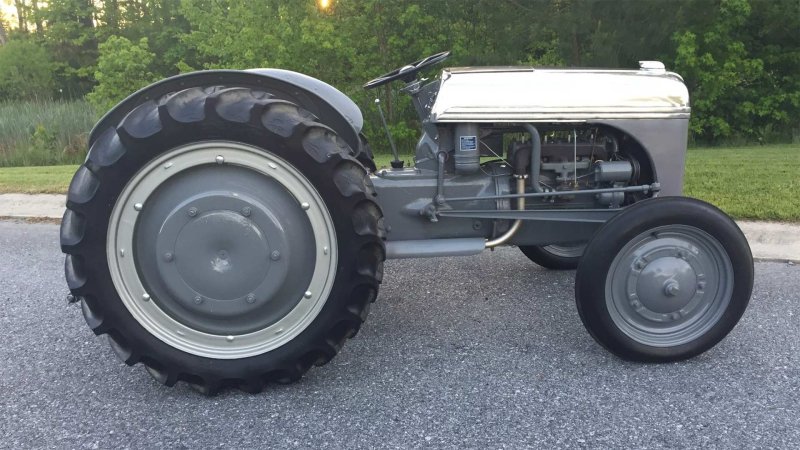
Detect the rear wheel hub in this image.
<box><xmin>107</xmin><ymin>141</ymin><xmax>337</xmax><ymax>359</ymax></box>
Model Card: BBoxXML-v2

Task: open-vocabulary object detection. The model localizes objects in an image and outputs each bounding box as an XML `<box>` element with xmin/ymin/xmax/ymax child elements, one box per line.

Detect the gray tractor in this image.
<box><xmin>62</xmin><ymin>51</ymin><xmax>753</xmax><ymax>394</ymax></box>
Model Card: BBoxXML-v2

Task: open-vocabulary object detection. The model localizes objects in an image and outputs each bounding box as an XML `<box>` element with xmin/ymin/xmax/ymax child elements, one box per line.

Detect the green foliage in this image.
<box><xmin>0</xmin><ymin>100</ymin><xmax>95</xmax><ymax>166</ymax></box>
<box><xmin>87</xmin><ymin>36</ymin><xmax>157</xmax><ymax>112</ymax></box>
<box><xmin>0</xmin><ymin>40</ymin><xmax>55</xmax><ymax>101</ymax></box>
<box><xmin>673</xmin><ymin>0</ymin><xmax>800</xmax><ymax>143</ymax></box>
<box><xmin>41</xmin><ymin>0</ymin><xmax>98</xmax><ymax>97</ymax></box>
<box><xmin>2</xmin><ymin>0</ymin><xmax>799</xmax><ymax>148</ymax></box>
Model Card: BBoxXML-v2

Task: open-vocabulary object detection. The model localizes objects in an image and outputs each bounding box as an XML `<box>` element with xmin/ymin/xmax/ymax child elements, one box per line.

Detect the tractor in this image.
<box><xmin>61</xmin><ymin>51</ymin><xmax>753</xmax><ymax>394</ymax></box>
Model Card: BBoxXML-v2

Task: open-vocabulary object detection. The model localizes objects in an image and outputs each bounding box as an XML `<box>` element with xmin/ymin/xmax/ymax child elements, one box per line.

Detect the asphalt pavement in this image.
<box><xmin>1</xmin><ymin>220</ymin><xmax>799</xmax><ymax>449</ymax></box>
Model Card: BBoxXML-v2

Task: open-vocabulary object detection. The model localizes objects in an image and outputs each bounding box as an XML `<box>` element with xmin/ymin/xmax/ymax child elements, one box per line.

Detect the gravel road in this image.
<box><xmin>1</xmin><ymin>220</ymin><xmax>798</xmax><ymax>449</ymax></box>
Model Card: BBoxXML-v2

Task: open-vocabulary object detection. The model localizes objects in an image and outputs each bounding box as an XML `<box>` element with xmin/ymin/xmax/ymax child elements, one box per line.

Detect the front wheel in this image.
<box><xmin>61</xmin><ymin>87</ymin><xmax>385</xmax><ymax>393</ymax></box>
<box><xmin>575</xmin><ymin>197</ymin><xmax>753</xmax><ymax>362</ymax></box>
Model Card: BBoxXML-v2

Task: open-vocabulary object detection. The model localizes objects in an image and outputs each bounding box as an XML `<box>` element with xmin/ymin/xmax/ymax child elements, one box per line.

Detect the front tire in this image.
<box><xmin>575</xmin><ymin>197</ymin><xmax>753</xmax><ymax>362</ymax></box>
<box><xmin>61</xmin><ymin>87</ymin><xmax>385</xmax><ymax>393</ymax></box>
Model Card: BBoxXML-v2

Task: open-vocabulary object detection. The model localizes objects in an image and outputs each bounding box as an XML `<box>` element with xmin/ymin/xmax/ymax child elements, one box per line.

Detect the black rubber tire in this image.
<box><xmin>357</xmin><ymin>132</ymin><xmax>377</xmax><ymax>173</ymax></box>
<box><xmin>61</xmin><ymin>86</ymin><xmax>385</xmax><ymax>394</ymax></box>
<box><xmin>519</xmin><ymin>244</ymin><xmax>583</xmax><ymax>270</ymax></box>
<box><xmin>575</xmin><ymin>197</ymin><xmax>753</xmax><ymax>362</ymax></box>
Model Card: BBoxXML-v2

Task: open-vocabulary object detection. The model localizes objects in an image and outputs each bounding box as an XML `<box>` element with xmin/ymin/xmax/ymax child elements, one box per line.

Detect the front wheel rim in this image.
<box><xmin>107</xmin><ymin>141</ymin><xmax>338</xmax><ymax>359</ymax></box>
<box><xmin>605</xmin><ymin>225</ymin><xmax>734</xmax><ymax>347</ymax></box>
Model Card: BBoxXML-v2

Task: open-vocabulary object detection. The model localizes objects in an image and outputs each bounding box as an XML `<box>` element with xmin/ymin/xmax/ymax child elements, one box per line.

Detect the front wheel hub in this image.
<box><xmin>606</xmin><ymin>225</ymin><xmax>734</xmax><ymax>347</ymax></box>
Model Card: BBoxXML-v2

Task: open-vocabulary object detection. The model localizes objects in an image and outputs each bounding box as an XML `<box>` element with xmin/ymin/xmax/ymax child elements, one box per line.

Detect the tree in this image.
<box><xmin>673</xmin><ymin>0</ymin><xmax>777</xmax><ymax>142</ymax></box>
<box><xmin>87</xmin><ymin>36</ymin><xmax>158</xmax><ymax>111</ymax></box>
<box><xmin>41</xmin><ymin>0</ymin><xmax>98</xmax><ymax>97</ymax></box>
<box><xmin>0</xmin><ymin>13</ymin><xmax>8</xmax><ymax>46</ymax></box>
<box><xmin>0</xmin><ymin>40</ymin><xmax>54</xmax><ymax>100</ymax></box>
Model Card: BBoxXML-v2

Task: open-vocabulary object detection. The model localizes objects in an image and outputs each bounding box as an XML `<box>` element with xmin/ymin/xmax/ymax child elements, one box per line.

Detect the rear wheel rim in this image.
<box><xmin>605</xmin><ymin>225</ymin><xmax>733</xmax><ymax>347</ymax></box>
<box><xmin>107</xmin><ymin>141</ymin><xmax>338</xmax><ymax>359</ymax></box>
<box><xmin>542</xmin><ymin>243</ymin><xmax>585</xmax><ymax>258</ymax></box>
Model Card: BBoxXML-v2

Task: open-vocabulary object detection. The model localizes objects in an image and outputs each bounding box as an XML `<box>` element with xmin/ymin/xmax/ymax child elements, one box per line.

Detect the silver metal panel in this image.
<box><xmin>431</xmin><ymin>66</ymin><xmax>690</xmax><ymax>122</ymax></box>
<box><xmin>385</xmin><ymin>238</ymin><xmax>486</xmax><ymax>259</ymax></box>
<box><xmin>594</xmin><ymin>118</ymin><xmax>689</xmax><ymax>196</ymax></box>
<box><xmin>247</xmin><ymin>68</ymin><xmax>364</xmax><ymax>132</ymax></box>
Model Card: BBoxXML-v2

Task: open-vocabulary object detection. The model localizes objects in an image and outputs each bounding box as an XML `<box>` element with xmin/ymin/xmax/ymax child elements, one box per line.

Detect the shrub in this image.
<box><xmin>0</xmin><ymin>40</ymin><xmax>55</xmax><ymax>101</ymax></box>
<box><xmin>87</xmin><ymin>36</ymin><xmax>158</xmax><ymax>111</ymax></box>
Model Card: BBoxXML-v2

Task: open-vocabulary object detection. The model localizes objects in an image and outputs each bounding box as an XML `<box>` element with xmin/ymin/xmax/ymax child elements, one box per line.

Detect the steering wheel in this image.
<box><xmin>363</xmin><ymin>51</ymin><xmax>451</xmax><ymax>90</ymax></box>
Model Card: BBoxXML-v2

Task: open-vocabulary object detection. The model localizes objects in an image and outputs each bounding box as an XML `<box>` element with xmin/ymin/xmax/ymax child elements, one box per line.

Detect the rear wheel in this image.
<box><xmin>61</xmin><ymin>87</ymin><xmax>385</xmax><ymax>393</ymax></box>
<box><xmin>519</xmin><ymin>243</ymin><xmax>585</xmax><ymax>270</ymax></box>
<box><xmin>575</xmin><ymin>197</ymin><xmax>753</xmax><ymax>362</ymax></box>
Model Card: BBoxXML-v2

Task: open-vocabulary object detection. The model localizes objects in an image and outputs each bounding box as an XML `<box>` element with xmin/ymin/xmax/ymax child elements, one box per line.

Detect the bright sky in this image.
<box><xmin>2</xmin><ymin>0</ymin><xmax>18</xmax><ymax>28</ymax></box>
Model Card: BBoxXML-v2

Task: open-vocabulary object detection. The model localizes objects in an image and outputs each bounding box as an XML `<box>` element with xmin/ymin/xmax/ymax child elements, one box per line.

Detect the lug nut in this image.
<box><xmin>142</xmin><ymin>293</ymin><xmax>151</xmax><ymax>302</ymax></box>
<box><xmin>304</xmin><ymin>291</ymin><xmax>313</xmax><ymax>299</ymax></box>
<box><xmin>188</xmin><ymin>207</ymin><xmax>198</xmax><ymax>217</ymax></box>
<box><xmin>133</xmin><ymin>203</ymin><xmax>143</xmax><ymax>211</ymax></box>
<box><xmin>664</xmin><ymin>281</ymin><xmax>680</xmax><ymax>297</ymax></box>
<box><xmin>241</xmin><ymin>206</ymin><xmax>252</xmax><ymax>217</ymax></box>
<box><xmin>301</xmin><ymin>202</ymin><xmax>310</xmax><ymax>210</ymax></box>
<box><xmin>216</xmin><ymin>155</ymin><xmax>224</xmax><ymax>164</ymax></box>
<box><xmin>246</xmin><ymin>294</ymin><xmax>256</xmax><ymax>304</ymax></box>
<box><xmin>270</xmin><ymin>250</ymin><xmax>281</xmax><ymax>261</ymax></box>
<box><xmin>193</xmin><ymin>295</ymin><xmax>203</xmax><ymax>305</ymax></box>
<box><xmin>163</xmin><ymin>252</ymin><xmax>174</xmax><ymax>262</ymax></box>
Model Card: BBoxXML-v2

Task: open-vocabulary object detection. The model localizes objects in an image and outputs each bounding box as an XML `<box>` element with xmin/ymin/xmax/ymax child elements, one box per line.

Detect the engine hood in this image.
<box><xmin>430</xmin><ymin>66</ymin><xmax>690</xmax><ymax>122</ymax></box>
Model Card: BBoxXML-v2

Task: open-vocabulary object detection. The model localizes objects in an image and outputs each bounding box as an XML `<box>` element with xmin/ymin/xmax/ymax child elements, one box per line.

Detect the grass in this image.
<box><xmin>683</xmin><ymin>144</ymin><xmax>800</xmax><ymax>221</ymax></box>
<box><xmin>0</xmin><ymin>100</ymin><xmax>96</xmax><ymax>167</ymax></box>
<box><xmin>1</xmin><ymin>145</ymin><xmax>798</xmax><ymax>221</ymax></box>
<box><xmin>0</xmin><ymin>165</ymin><xmax>79</xmax><ymax>194</ymax></box>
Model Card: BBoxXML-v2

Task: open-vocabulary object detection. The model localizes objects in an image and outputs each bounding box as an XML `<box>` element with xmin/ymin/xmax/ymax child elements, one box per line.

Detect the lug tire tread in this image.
<box><xmin>61</xmin><ymin>86</ymin><xmax>385</xmax><ymax>394</ymax></box>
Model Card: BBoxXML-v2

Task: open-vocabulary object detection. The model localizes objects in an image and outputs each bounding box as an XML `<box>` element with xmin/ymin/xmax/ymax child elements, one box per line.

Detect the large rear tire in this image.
<box><xmin>61</xmin><ymin>87</ymin><xmax>385</xmax><ymax>393</ymax></box>
<box><xmin>575</xmin><ymin>197</ymin><xmax>753</xmax><ymax>362</ymax></box>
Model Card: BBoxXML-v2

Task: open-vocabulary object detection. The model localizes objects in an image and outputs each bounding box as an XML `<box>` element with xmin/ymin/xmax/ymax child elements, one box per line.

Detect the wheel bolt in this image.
<box><xmin>142</xmin><ymin>293</ymin><xmax>151</xmax><ymax>302</ymax></box>
<box><xmin>664</xmin><ymin>281</ymin><xmax>680</xmax><ymax>297</ymax></box>
<box><xmin>194</xmin><ymin>295</ymin><xmax>203</xmax><ymax>304</ymax></box>
<box><xmin>163</xmin><ymin>252</ymin><xmax>174</xmax><ymax>262</ymax></box>
<box><xmin>301</xmin><ymin>202</ymin><xmax>310</xmax><ymax>210</ymax></box>
<box><xmin>270</xmin><ymin>250</ymin><xmax>281</xmax><ymax>261</ymax></box>
<box><xmin>246</xmin><ymin>294</ymin><xmax>256</xmax><ymax>304</ymax></box>
<box><xmin>634</xmin><ymin>259</ymin><xmax>645</xmax><ymax>270</ymax></box>
<box><xmin>304</xmin><ymin>291</ymin><xmax>313</xmax><ymax>299</ymax></box>
<box><xmin>216</xmin><ymin>155</ymin><xmax>224</xmax><ymax>164</ymax></box>
<box><xmin>241</xmin><ymin>206</ymin><xmax>252</xmax><ymax>217</ymax></box>
<box><xmin>133</xmin><ymin>203</ymin><xmax>143</xmax><ymax>211</ymax></box>
<box><xmin>188</xmin><ymin>207</ymin><xmax>198</xmax><ymax>217</ymax></box>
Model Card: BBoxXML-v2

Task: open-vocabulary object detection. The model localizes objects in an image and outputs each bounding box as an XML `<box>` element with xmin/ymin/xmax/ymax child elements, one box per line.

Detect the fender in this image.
<box><xmin>89</xmin><ymin>69</ymin><xmax>364</xmax><ymax>151</ymax></box>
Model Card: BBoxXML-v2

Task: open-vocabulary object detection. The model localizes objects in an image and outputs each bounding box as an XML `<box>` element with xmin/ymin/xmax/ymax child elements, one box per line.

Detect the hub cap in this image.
<box><xmin>605</xmin><ymin>225</ymin><xmax>733</xmax><ymax>347</ymax></box>
<box><xmin>107</xmin><ymin>141</ymin><xmax>337</xmax><ymax>359</ymax></box>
